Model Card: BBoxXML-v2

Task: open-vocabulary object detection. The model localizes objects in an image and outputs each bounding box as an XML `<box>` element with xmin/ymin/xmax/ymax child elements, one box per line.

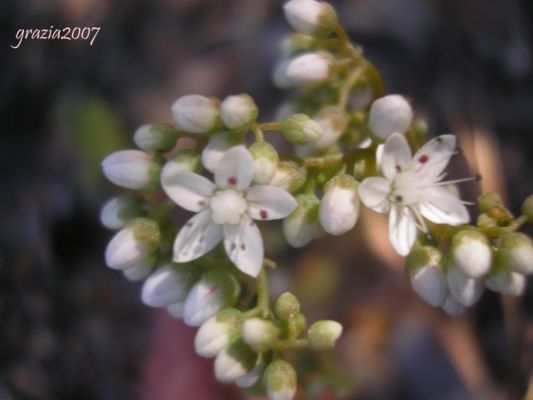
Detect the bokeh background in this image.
<box><xmin>2</xmin><ymin>0</ymin><xmax>533</xmax><ymax>399</ymax></box>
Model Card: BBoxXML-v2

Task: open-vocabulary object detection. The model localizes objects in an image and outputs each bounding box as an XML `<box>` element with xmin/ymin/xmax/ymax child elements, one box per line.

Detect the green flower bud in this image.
<box><xmin>283</xmin><ymin>193</ymin><xmax>320</xmax><ymax>248</ymax></box>
<box><xmin>281</xmin><ymin>33</ymin><xmax>315</xmax><ymax>55</ymax></box>
<box><xmin>249</xmin><ymin>141</ymin><xmax>279</xmax><ymax>184</ymax></box>
<box><xmin>476</xmin><ymin>213</ymin><xmax>497</xmax><ymax>229</ymax></box>
<box><xmin>498</xmin><ymin>232</ymin><xmax>533</xmax><ymax>275</ymax></box>
<box><xmin>521</xmin><ymin>194</ymin><xmax>533</xmax><ymax>222</ymax></box>
<box><xmin>220</xmin><ymin>94</ymin><xmax>258</xmax><ymax>130</ymax></box>
<box><xmin>307</xmin><ymin>320</ymin><xmax>343</xmax><ymax>350</ymax></box>
<box><xmin>275</xmin><ymin>292</ymin><xmax>301</xmax><ymax>320</ymax></box>
<box><xmin>263</xmin><ymin>359</ymin><xmax>297</xmax><ymax>400</ymax></box>
<box><xmin>281</xmin><ymin>113</ymin><xmax>323</xmax><ymax>144</ymax></box>
<box><xmin>133</xmin><ymin>123</ymin><xmax>179</xmax><ymax>152</ymax></box>
<box><xmin>195</xmin><ymin>308</ymin><xmax>243</xmax><ymax>358</ymax></box>
<box><xmin>451</xmin><ymin>230</ymin><xmax>492</xmax><ymax>278</ymax></box>
<box><xmin>241</xmin><ymin>318</ymin><xmax>279</xmax><ymax>352</ymax></box>
<box><xmin>478</xmin><ymin>192</ymin><xmax>513</xmax><ymax>224</ymax></box>
<box><xmin>269</xmin><ymin>159</ymin><xmax>307</xmax><ymax>193</ymax></box>
<box><xmin>214</xmin><ymin>340</ymin><xmax>258</xmax><ymax>383</ymax></box>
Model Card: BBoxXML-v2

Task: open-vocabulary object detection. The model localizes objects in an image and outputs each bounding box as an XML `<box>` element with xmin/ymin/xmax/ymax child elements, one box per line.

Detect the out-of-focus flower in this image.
<box><xmin>283</xmin><ymin>193</ymin><xmax>321</xmax><ymax>248</ymax></box>
<box><xmin>133</xmin><ymin>123</ymin><xmax>179</xmax><ymax>152</ymax></box>
<box><xmin>285</xmin><ymin>52</ymin><xmax>333</xmax><ymax>88</ymax></box>
<box><xmin>263</xmin><ymin>359</ymin><xmax>297</xmax><ymax>400</ymax></box>
<box><xmin>407</xmin><ymin>246</ymin><xmax>447</xmax><ymax>307</ymax></box>
<box><xmin>307</xmin><ymin>320</ymin><xmax>342</xmax><ymax>350</ymax></box>
<box><xmin>102</xmin><ymin>150</ymin><xmax>160</xmax><ymax>190</ymax></box>
<box><xmin>281</xmin><ymin>114</ymin><xmax>323</xmax><ymax>144</ymax></box>
<box><xmin>100</xmin><ymin>195</ymin><xmax>144</xmax><ymax>230</ymax></box>
<box><xmin>283</xmin><ymin>0</ymin><xmax>337</xmax><ymax>37</ymax></box>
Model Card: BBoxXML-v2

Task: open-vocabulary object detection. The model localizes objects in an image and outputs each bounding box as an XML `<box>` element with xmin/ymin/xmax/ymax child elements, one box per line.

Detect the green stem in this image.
<box><xmin>243</xmin><ymin>266</ymin><xmax>272</xmax><ymax>319</ymax></box>
<box><xmin>338</xmin><ymin>68</ymin><xmax>364</xmax><ymax>109</ymax></box>
<box><xmin>258</xmin><ymin>122</ymin><xmax>282</xmax><ymax>131</ymax></box>
<box><xmin>251</xmin><ymin>122</ymin><xmax>264</xmax><ymax>142</ymax></box>
<box><xmin>274</xmin><ymin>338</ymin><xmax>309</xmax><ymax>351</ymax></box>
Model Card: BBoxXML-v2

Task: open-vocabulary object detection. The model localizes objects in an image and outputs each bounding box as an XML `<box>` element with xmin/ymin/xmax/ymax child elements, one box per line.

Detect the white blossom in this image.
<box><xmin>368</xmin><ymin>95</ymin><xmax>413</xmax><ymax>139</ymax></box>
<box><xmin>319</xmin><ymin>174</ymin><xmax>359</xmax><ymax>235</ymax></box>
<box><xmin>102</xmin><ymin>150</ymin><xmax>159</xmax><ymax>190</ymax></box>
<box><xmin>358</xmin><ymin>133</ymin><xmax>471</xmax><ymax>256</ymax></box>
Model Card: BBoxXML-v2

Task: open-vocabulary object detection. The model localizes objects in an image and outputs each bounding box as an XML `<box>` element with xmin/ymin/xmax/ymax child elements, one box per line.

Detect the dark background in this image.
<box><xmin>1</xmin><ymin>0</ymin><xmax>533</xmax><ymax>399</ymax></box>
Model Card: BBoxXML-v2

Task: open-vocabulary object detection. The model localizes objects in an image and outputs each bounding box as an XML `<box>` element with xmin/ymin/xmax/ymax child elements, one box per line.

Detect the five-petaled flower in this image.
<box><xmin>163</xmin><ymin>146</ymin><xmax>297</xmax><ymax>277</ymax></box>
<box><xmin>358</xmin><ymin>132</ymin><xmax>472</xmax><ymax>256</ymax></box>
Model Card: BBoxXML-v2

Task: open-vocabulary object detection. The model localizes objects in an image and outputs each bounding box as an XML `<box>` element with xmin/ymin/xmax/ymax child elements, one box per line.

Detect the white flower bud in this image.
<box><xmin>161</xmin><ymin>149</ymin><xmax>202</xmax><ymax>191</ymax></box>
<box><xmin>171</xmin><ymin>94</ymin><xmax>220</xmax><ymax>134</ymax></box>
<box><xmin>442</xmin><ymin>294</ymin><xmax>466</xmax><ymax>316</ymax></box>
<box><xmin>102</xmin><ymin>150</ymin><xmax>160</xmax><ymax>190</ymax></box>
<box><xmin>100</xmin><ymin>195</ymin><xmax>144</xmax><ymax>230</ymax></box>
<box><xmin>368</xmin><ymin>94</ymin><xmax>413</xmax><ymax>139</ymax></box>
<box><xmin>451</xmin><ymin>230</ymin><xmax>492</xmax><ymax>278</ymax></box>
<box><xmin>269</xmin><ymin>160</ymin><xmax>307</xmax><ymax>193</ymax></box>
<box><xmin>220</xmin><ymin>94</ymin><xmax>258</xmax><ymax>130</ymax></box>
<box><xmin>241</xmin><ymin>318</ymin><xmax>279</xmax><ymax>352</ymax></box>
<box><xmin>263</xmin><ymin>359</ymin><xmax>297</xmax><ymax>400</ymax></box>
<box><xmin>286</xmin><ymin>52</ymin><xmax>333</xmax><ymax>88</ymax></box>
<box><xmin>272</xmin><ymin>59</ymin><xmax>293</xmax><ymax>89</ymax></box>
<box><xmin>236</xmin><ymin>355</ymin><xmax>264</xmax><ymax>388</ymax></box>
<box><xmin>122</xmin><ymin>259</ymin><xmax>154</xmax><ymax>281</ymax></box>
<box><xmin>214</xmin><ymin>341</ymin><xmax>258</xmax><ymax>383</ymax></box>
<box><xmin>133</xmin><ymin>123</ymin><xmax>179</xmax><ymax>152</ymax></box>
<box><xmin>166</xmin><ymin>302</ymin><xmax>184</xmax><ymax>319</ymax></box>
<box><xmin>498</xmin><ymin>232</ymin><xmax>533</xmax><ymax>275</ymax></box>
<box><xmin>183</xmin><ymin>269</ymin><xmax>241</xmax><ymax>327</ymax></box>
<box><xmin>281</xmin><ymin>114</ymin><xmax>323</xmax><ymax>144</ymax></box>
<box><xmin>308</xmin><ymin>106</ymin><xmax>348</xmax><ymax>151</ymax></box>
<box><xmin>283</xmin><ymin>0</ymin><xmax>337</xmax><ymax>37</ymax></box>
<box><xmin>249</xmin><ymin>142</ymin><xmax>279</xmax><ymax>184</ymax></box>
<box><xmin>307</xmin><ymin>320</ymin><xmax>342</xmax><ymax>350</ymax></box>
<box><xmin>283</xmin><ymin>194</ymin><xmax>320</xmax><ymax>248</ymax></box>
<box><xmin>485</xmin><ymin>270</ymin><xmax>526</xmax><ymax>296</ymax></box>
<box><xmin>194</xmin><ymin>308</ymin><xmax>242</xmax><ymax>358</ymax></box>
<box><xmin>201</xmin><ymin>133</ymin><xmax>233</xmax><ymax>173</ymax></box>
<box><xmin>281</xmin><ymin>33</ymin><xmax>315</xmax><ymax>55</ymax></box>
<box><xmin>319</xmin><ymin>174</ymin><xmax>359</xmax><ymax>235</ymax></box>
<box><xmin>105</xmin><ymin>218</ymin><xmax>160</xmax><ymax>270</ymax></box>
<box><xmin>407</xmin><ymin>246</ymin><xmax>447</xmax><ymax>307</ymax></box>
<box><xmin>446</xmin><ymin>266</ymin><xmax>483</xmax><ymax>307</ymax></box>
<box><xmin>141</xmin><ymin>264</ymin><xmax>197</xmax><ymax>307</ymax></box>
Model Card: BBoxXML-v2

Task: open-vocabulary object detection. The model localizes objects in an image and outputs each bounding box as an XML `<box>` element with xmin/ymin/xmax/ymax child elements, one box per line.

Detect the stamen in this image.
<box><xmin>436</xmin><ymin>174</ymin><xmax>481</xmax><ymax>186</ymax></box>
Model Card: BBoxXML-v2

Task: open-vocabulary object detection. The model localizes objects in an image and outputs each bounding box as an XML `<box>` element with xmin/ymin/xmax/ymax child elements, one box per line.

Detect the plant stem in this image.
<box><xmin>259</xmin><ymin>122</ymin><xmax>281</xmax><ymax>131</ymax></box>
<box><xmin>243</xmin><ymin>266</ymin><xmax>272</xmax><ymax>318</ymax></box>
<box><xmin>338</xmin><ymin>68</ymin><xmax>364</xmax><ymax>109</ymax></box>
<box><xmin>251</xmin><ymin>122</ymin><xmax>264</xmax><ymax>142</ymax></box>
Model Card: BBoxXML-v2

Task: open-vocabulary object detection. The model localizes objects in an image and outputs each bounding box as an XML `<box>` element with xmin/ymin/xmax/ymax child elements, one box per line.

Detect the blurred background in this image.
<box><xmin>1</xmin><ymin>0</ymin><xmax>533</xmax><ymax>399</ymax></box>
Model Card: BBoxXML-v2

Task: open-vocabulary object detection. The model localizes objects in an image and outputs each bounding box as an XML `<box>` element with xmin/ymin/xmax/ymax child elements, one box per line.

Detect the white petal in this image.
<box><xmin>173</xmin><ymin>211</ymin><xmax>223</xmax><ymax>263</ymax></box>
<box><xmin>388</xmin><ymin>205</ymin><xmax>417</xmax><ymax>256</ymax></box>
<box><xmin>442</xmin><ymin>295</ymin><xmax>466</xmax><ymax>316</ymax></box>
<box><xmin>418</xmin><ymin>187</ymin><xmax>470</xmax><ymax>225</ymax></box>
<box><xmin>105</xmin><ymin>228</ymin><xmax>146</xmax><ymax>270</ymax></box>
<box><xmin>358</xmin><ymin>177</ymin><xmax>391</xmax><ymax>213</ymax></box>
<box><xmin>224</xmin><ymin>216</ymin><xmax>264</xmax><ymax>277</ymax></box>
<box><xmin>122</xmin><ymin>261</ymin><xmax>153</xmax><ymax>281</ymax></box>
<box><xmin>410</xmin><ymin>265</ymin><xmax>448</xmax><ymax>307</ymax></box>
<box><xmin>215</xmin><ymin>146</ymin><xmax>254</xmax><ymax>190</ymax></box>
<box><xmin>319</xmin><ymin>186</ymin><xmax>359</xmax><ymax>235</ymax></box>
<box><xmin>381</xmin><ymin>133</ymin><xmax>412</xmax><ymax>180</ymax></box>
<box><xmin>141</xmin><ymin>264</ymin><xmax>194</xmax><ymax>307</ymax></box>
<box><xmin>162</xmin><ymin>171</ymin><xmax>215</xmax><ymax>212</ymax></box>
<box><xmin>447</xmin><ymin>266</ymin><xmax>483</xmax><ymax>307</ymax></box>
<box><xmin>408</xmin><ymin>134</ymin><xmax>455</xmax><ymax>179</ymax></box>
<box><xmin>485</xmin><ymin>271</ymin><xmax>526</xmax><ymax>296</ymax></box>
<box><xmin>201</xmin><ymin>133</ymin><xmax>232</xmax><ymax>173</ymax></box>
<box><xmin>166</xmin><ymin>302</ymin><xmax>185</xmax><ymax>319</ymax></box>
<box><xmin>246</xmin><ymin>185</ymin><xmax>298</xmax><ymax>221</ymax></box>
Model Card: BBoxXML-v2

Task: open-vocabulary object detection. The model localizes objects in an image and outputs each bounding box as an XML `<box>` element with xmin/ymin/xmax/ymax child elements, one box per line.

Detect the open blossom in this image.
<box><xmin>163</xmin><ymin>146</ymin><xmax>297</xmax><ymax>277</ymax></box>
<box><xmin>358</xmin><ymin>133</ymin><xmax>471</xmax><ymax>256</ymax></box>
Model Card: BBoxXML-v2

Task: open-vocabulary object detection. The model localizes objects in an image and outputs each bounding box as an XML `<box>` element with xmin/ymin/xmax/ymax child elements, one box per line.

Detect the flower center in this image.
<box><xmin>209</xmin><ymin>189</ymin><xmax>247</xmax><ymax>225</ymax></box>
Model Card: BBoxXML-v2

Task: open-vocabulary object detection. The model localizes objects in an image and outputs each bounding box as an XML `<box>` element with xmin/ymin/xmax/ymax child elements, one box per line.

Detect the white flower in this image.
<box><xmin>101</xmin><ymin>150</ymin><xmax>159</xmax><ymax>190</ymax></box>
<box><xmin>171</xmin><ymin>94</ymin><xmax>219</xmax><ymax>134</ymax></box>
<box><xmin>283</xmin><ymin>0</ymin><xmax>337</xmax><ymax>37</ymax></box>
<box><xmin>407</xmin><ymin>246</ymin><xmax>447</xmax><ymax>307</ymax></box>
<box><xmin>368</xmin><ymin>95</ymin><xmax>413</xmax><ymax>139</ymax></box>
<box><xmin>285</xmin><ymin>52</ymin><xmax>332</xmax><ymax>88</ymax></box>
<box><xmin>164</xmin><ymin>146</ymin><xmax>297</xmax><ymax>277</ymax></box>
<box><xmin>319</xmin><ymin>174</ymin><xmax>359</xmax><ymax>236</ymax></box>
<box><xmin>451</xmin><ymin>230</ymin><xmax>492</xmax><ymax>278</ymax></box>
<box><xmin>358</xmin><ymin>133</ymin><xmax>471</xmax><ymax>256</ymax></box>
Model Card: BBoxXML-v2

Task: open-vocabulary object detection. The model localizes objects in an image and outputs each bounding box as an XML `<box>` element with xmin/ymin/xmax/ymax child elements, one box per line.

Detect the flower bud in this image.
<box><xmin>214</xmin><ymin>340</ymin><xmax>258</xmax><ymax>383</ymax></box>
<box><xmin>485</xmin><ymin>270</ymin><xmax>526</xmax><ymax>296</ymax></box>
<box><xmin>281</xmin><ymin>33</ymin><xmax>315</xmax><ymax>55</ymax></box>
<box><xmin>201</xmin><ymin>133</ymin><xmax>234</xmax><ymax>173</ymax></box>
<box><xmin>283</xmin><ymin>0</ymin><xmax>337</xmax><ymax>37</ymax></box>
<box><xmin>122</xmin><ymin>260</ymin><xmax>154</xmax><ymax>281</ymax></box>
<box><xmin>269</xmin><ymin>160</ymin><xmax>307</xmax><ymax>193</ymax></box>
<box><xmin>236</xmin><ymin>354</ymin><xmax>264</xmax><ymax>388</ymax></box>
<box><xmin>272</xmin><ymin>59</ymin><xmax>293</xmax><ymax>89</ymax></box>
<box><xmin>105</xmin><ymin>218</ymin><xmax>160</xmax><ymax>270</ymax></box>
<box><xmin>281</xmin><ymin>114</ymin><xmax>323</xmax><ymax>144</ymax></box>
<box><xmin>161</xmin><ymin>149</ymin><xmax>202</xmax><ymax>194</ymax></box>
<box><xmin>476</xmin><ymin>213</ymin><xmax>497</xmax><ymax>229</ymax></box>
<box><xmin>319</xmin><ymin>174</ymin><xmax>359</xmax><ymax>235</ymax></box>
<box><xmin>195</xmin><ymin>308</ymin><xmax>243</xmax><ymax>358</ymax></box>
<box><xmin>171</xmin><ymin>94</ymin><xmax>220</xmax><ymax>134</ymax></box>
<box><xmin>286</xmin><ymin>52</ymin><xmax>333</xmax><ymax>88</ymax></box>
<box><xmin>442</xmin><ymin>294</ymin><xmax>466</xmax><ymax>316</ymax></box>
<box><xmin>102</xmin><ymin>150</ymin><xmax>160</xmax><ymax>190</ymax></box>
<box><xmin>166</xmin><ymin>302</ymin><xmax>184</xmax><ymax>319</ymax></box>
<box><xmin>242</xmin><ymin>318</ymin><xmax>279</xmax><ymax>352</ymax></box>
<box><xmin>498</xmin><ymin>232</ymin><xmax>533</xmax><ymax>274</ymax></box>
<box><xmin>478</xmin><ymin>192</ymin><xmax>513</xmax><ymax>224</ymax></box>
<box><xmin>406</xmin><ymin>246</ymin><xmax>447</xmax><ymax>307</ymax></box>
<box><xmin>307</xmin><ymin>106</ymin><xmax>348</xmax><ymax>151</ymax></box>
<box><xmin>307</xmin><ymin>320</ymin><xmax>342</xmax><ymax>350</ymax></box>
<box><xmin>100</xmin><ymin>195</ymin><xmax>144</xmax><ymax>230</ymax></box>
<box><xmin>220</xmin><ymin>94</ymin><xmax>258</xmax><ymax>130</ymax></box>
<box><xmin>133</xmin><ymin>123</ymin><xmax>179</xmax><ymax>152</ymax></box>
<box><xmin>368</xmin><ymin>95</ymin><xmax>413</xmax><ymax>140</ymax></box>
<box><xmin>283</xmin><ymin>193</ymin><xmax>320</xmax><ymax>248</ymax></box>
<box><xmin>451</xmin><ymin>230</ymin><xmax>492</xmax><ymax>278</ymax></box>
<box><xmin>249</xmin><ymin>141</ymin><xmax>279</xmax><ymax>184</ymax></box>
<box><xmin>275</xmin><ymin>292</ymin><xmax>301</xmax><ymax>320</ymax></box>
<box><xmin>521</xmin><ymin>194</ymin><xmax>533</xmax><ymax>222</ymax></box>
<box><xmin>446</xmin><ymin>266</ymin><xmax>483</xmax><ymax>307</ymax></box>
<box><xmin>263</xmin><ymin>359</ymin><xmax>297</xmax><ymax>400</ymax></box>
<box><xmin>183</xmin><ymin>269</ymin><xmax>241</xmax><ymax>327</ymax></box>
<box><xmin>141</xmin><ymin>263</ymin><xmax>197</xmax><ymax>307</ymax></box>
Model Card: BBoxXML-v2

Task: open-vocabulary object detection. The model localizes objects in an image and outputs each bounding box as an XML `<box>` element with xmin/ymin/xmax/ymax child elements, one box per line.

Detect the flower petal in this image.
<box><xmin>224</xmin><ymin>216</ymin><xmax>264</xmax><ymax>277</ymax></box>
<box><xmin>381</xmin><ymin>132</ymin><xmax>412</xmax><ymax>180</ymax></box>
<box><xmin>162</xmin><ymin>171</ymin><xmax>215</xmax><ymax>212</ymax></box>
<box><xmin>246</xmin><ymin>185</ymin><xmax>298</xmax><ymax>220</ymax></box>
<box><xmin>388</xmin><ymin>205</ymin><xmax>417</xmax><ymax>256</ymax></box>
<box><xmin>173</xmin><ymin>211</ymin><xmax>223</xmax><ymax>262</ymax></box>
<box><xmin>201</xmin><ymin>133</ymin><xmax>232</xmax><ymax>173</ymax></box>
<box><xmin>408</xmin><ymin>134</ymin><xmax>456</xmax><ymax>179</ymax></box>
<box><xmin>418</xmin><ymin>187</ymin><xmax>470</xmax><ymax>225</ymax></box>
<box><xmin>215</xmin><ymin>146</ymin><xmax>254</xmax><ymax>190</ymax></box>
<box><xmin>358</xmin><ymin>177</ymin><xmax>391</xmax><ymax>213</ymax></box>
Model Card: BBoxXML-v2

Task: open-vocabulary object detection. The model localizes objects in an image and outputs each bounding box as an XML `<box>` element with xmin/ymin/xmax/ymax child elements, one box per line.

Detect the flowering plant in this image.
<box><xmin>100</xmin><ymin>0</ymin><xmax>533</xmax><ymax>398</ymax></box>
